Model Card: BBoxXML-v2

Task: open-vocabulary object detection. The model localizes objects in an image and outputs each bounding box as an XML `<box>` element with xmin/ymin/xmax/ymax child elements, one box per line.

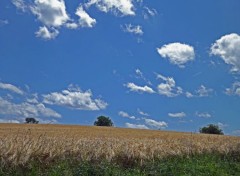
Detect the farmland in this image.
<box><xmin>0</xmin><ymin>124</ymin><xmax>240</xmax><ymax>175</ymax></box>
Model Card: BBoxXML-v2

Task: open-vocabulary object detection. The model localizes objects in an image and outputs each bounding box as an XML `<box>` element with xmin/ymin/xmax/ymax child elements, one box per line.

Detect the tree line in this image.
<box><xmin>25</xmin><ymin>116</ymin><xmax>224</xmax><ymax>135</ymax></box>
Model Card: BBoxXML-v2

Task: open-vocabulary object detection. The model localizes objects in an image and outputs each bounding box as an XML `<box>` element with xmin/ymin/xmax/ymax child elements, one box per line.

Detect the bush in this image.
<box><xmin>199</xmin><ymin>124</ymin><xmax>223</xmax><ymax>135</ymax></box>
<box><xmin>94</xmin><ymin>116</ymin><xmax>113</xmax><ymax>127</ymax></box>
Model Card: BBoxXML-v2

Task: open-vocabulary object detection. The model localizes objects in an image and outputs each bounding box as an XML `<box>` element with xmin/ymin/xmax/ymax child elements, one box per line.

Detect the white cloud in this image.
<box><xmin>211</xmin><ymin>33</ymin><xmax>240</xmax><ymax>72</ymax></box>
<box><xmin>30</xmin><ymin>0</ymin><xmax>70</xmax><ymax>27</ymax></box>
<box><xmin>12</xmin><ymin>0</ymin><xmax>27</xmax><ymax>12</ymax></box>
<box><xmin>137</xmin><ymin>109</ymin><xmax>149</xmax><ymax>116</ymax></box>
<box><xmin>85</xmin><ymin>0</ymin><xmax>135</xmax><ymax>16</ymax></box>
<box><xmin>168</xmin><ymin>112</ymin><xmax>186</xmax><ymax>118</ymax></box>
<box><xmin>0</xmin><ymin>97</ymin><xmax>61</xmax><ymax>118</ymax></box>
<box><xmin>196</xmin><ymin>112</ymin><xmax>212</xmax><ymax>118</ymax></box>
<box><xmin>0</xmin><ymin>119</ymin><xmax>21</xmax><ymax>123</ymax></box>
<box><xmin>196</xmin><ymin>85</ymin><xmax>213</xmax><ymax>97</ymax></box>
<box><xmin>75</xmin><ymin>6</ymin><xmax>96</xmax><ymax>28</ymax></box>
<box><xmin>0</xmin><ymin>82</ymin><xmax>24</xmax><ymax>95</ymax></box>
<box><xmin>35</xmin><ymin>26</ymin><xmax>59</xmax><ymax>39</ymax></box>
<box><xmin>157</xmin><ymin>43</ymin><xmax>195</xmax><ymax>67</ymax></box>
<box><xmin>122</xmin><ymin>24</ymin><xmax>143</xmax><ymax>35</ymax></box>
<box><xmin>225</xmin><ymin>81</ymin><xmax>240</xmax><ymax>96</ymax></box>
<box><xmin>118</xmin><ymin>111</ymin><xmax>135</xmax><ymax>119</ymax></box>
<box><xmin>157</xmin><ymin>74</ymin><xmax>182</xmax><ymax>97</ymax></box>
<box><xmin>143</xmin><ymin>6</ymin><xmax>157</xmax><ymax>19</ymax></box>
<box><xmin>185</xmin><ymin>91</ymin><xmax>194</xmax><ymax>98</ymax></box>
<box><xmin>125</xmin><ymin>83</ymin><xmax>155</xmax><ymax>94</ymax></box>
<box><xmin>125</xmin><ymin>122</ymin><xmax>149</xmax><ymax>129</ymax></box>
<box><xmin>43</xmin><ymin>86</ymin><xmax>107</xmax><ymax>110</ymax></box>
<box><xmin>65</xmin><ymin>22</ymin><xmax>78</xmax><ymax>29</ymax></box>
<box><xmin>144</xmin><ymin>118</ymin><xmax>168</xmax><ymax>129</ymax></box>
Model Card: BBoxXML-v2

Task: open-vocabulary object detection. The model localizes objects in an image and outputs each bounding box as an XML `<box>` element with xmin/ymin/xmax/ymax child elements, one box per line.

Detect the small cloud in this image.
<box><xmin>156</xmin><ymin>74</ymin><xmax>182</xmax><ymax>97</ymax></box>
<box><xmin>0</xmin><ymin>82</ymin><xmax>24</xmax><ymax>95</ymax></box>
<box><xmin>168</xmin><ymin>112</ymin><xmax>186</xmax><ymax>118</ymax></box>
<box><xmin>185</xmin><ymin>91</ymin><xmax>194</xmax><ymax>98</ymax></box>
<box><xmin>75</xmin><ymin>6</ymin><xmax>96</xmax><ymax>28</ymax></box>
<box><xmin>157</xmin><ymin>42</ymin><xmax>195</xmax><ymax>68</ymax></box>
<box><xmin>217</xmin><ymin>122</ymin><xmax>228</xmax><ymax>129</ymax></box>
<box><xmin>118</xmin><ymin>111</ymin><xmax>136</xmax><ymax>119</ymax></box>
<box><xmin>43</xmin><ymin>85</ymin><xmax>107</xmax><ymax>110</ymax></box>
<box><xmin>144</xmin><ymin>118</ymin><xmax>168</xmax><ymax>129</ymax></box>
<box><xmin>143</xmin><ymin>6</ymin><xmax>157</xmax><ymax>19</ymax></box>
<box><xmin>35</xmin><ymin>26</ymin><xmax>59</xmax><ymax>40</ymax></box>
<box><xmin>125</xmin><ymin>82</ymin><xmax>155</xmax><ymax>94</ymax></box>
<box><xmin>125</xmin><ymin>122</ymin><xmax>149</xmax><ymax>129</ymax></box>
<box><xmin>122</xmin><ymin>24</ymin><xmax>143</xmax><ymax>35</ymax></box>
<box><xmin>65</xmin><ymin>22</ymin><xmax>78</xmax><ymax>29</ymax></box>
<box><xmin>210</xmin><ymin>33</ymin><xmax>240</xmax><ymax>73</ymax></box>
<box><xmin>137</xmin><ymin>109</ymin><xmax>149</xmax><ymax>116</ymax></box>
<box><xmin>196</xmin><ymin>85</ymin><xmax>213</xmax><ymax>97</ymax></box>
<box><xmin>225</xmin><ymin>81</ymin><xmax>240</xmax><ymax>96</ymax></box>
<box><xmin>195</xmin><ymin>112</ymin><xmax>212</xmax><ymax>118</ymax></box>
<box><xmin>85</xmin><ymin>0</ymin><xmax>135</xmax><ymax>16</ymax></box>
<box><xmin>12</xmin><ymin>0</ymin><xmax>27</xmax><ymax>12</ymax></box>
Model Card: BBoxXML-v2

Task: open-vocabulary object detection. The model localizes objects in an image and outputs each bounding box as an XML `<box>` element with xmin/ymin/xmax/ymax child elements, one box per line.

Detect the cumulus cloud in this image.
<box><xmin>35</xmin><ymin>26</ymin><xmax>59</xmax><ymax>39</ymax></box>
<box><xmin>157</xmin><ymin>43</ymin><xmax>195</xmax><ymax>67</ymax></box>
<box><xmin>196</xmin><ymin>112</ymin><xmax>212</xmax><ymax>118</ymax></box>
<box><xmin>75</xmin><ymin>6</ymin><xmax>96</xmax><ymax>28</ymax></box>
<box><xmin>85</xmin><ymin>0</ymin><xmax>135</xmax><ymax>16</ymax></box>
<box><xmin>0</xmin><ymin>82</ymin><xmax>24</xmax><ymax>95</ymax></box>
<box><xmin>156</xmin><ymin>74</ymin><xmax>182</xmax><ymax>97</ymax></box>
<box><xmin>30</xmin><ymin>0</ymin><xmax>70</xmax><ymax>27</ymax></box>
<box><xmin>144</xmin><ymin>118</ymin><xmax>168</xmax><ymax>129</ymax></box>
<box><xmin>0</xmin><ymin>97</ymin><xmax>61</xmax><ymax>119</ymax></box>
<box><xmin>118</xmin><ymin>111</ymin><xmax>136</xmax><ymax>119</ymax></box>
<box><xmin>125</xmin><ymin>83</ymin><xmax>155</xmax><ymax>94</ymax></box>
<box><xmin>122</xmin><ymin>24</ymin><xmax>143</xmax><ymax>35</ymax></box>
<box><xmin>225</xmin><ymin>81</ymin><xmax>240</xmax><ymax>96</ymax></box>
<box><xmin>211</xmin><ymin>33</ymin><xmax>240</xmax><ymax>72</ymax></box>
<box><xmin>43</xmin><ymin>86</ymin><xmax>107</xmax><ymax>110</ymax></box>
<box><xmin>168</xmin><ymin>112</ymin><xmax>186</xmax><ymax>118</ymax></box>
<box><xmin>125</xmin><ymin>122</ymin><xmax>149</xmax><ymax>129</ymax></box>
<box><xmin>196</xmin><ymin>85</ymin><xmax>213</xmax><ymax>97</ymax></box>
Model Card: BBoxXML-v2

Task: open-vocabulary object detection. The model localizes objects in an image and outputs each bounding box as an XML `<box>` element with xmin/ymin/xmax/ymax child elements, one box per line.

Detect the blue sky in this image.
<box><xmin>0</xmin><ymin>0</ymin><xmax>240</xmax><ymax>135</ymax></box>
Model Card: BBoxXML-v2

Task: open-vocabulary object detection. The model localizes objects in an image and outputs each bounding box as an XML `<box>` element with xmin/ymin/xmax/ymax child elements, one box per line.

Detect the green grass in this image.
<box><xmin>1</xmin><ymin>153</ymin><xmax>240</xmax><ymax>176</ymax></box>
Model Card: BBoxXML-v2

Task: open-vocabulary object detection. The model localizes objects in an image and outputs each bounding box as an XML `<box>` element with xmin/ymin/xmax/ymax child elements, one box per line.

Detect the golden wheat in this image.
<box><xmin>0</xmin><ymin>124</ymin><xmax>239</xmax><ymax>166</ymax></box>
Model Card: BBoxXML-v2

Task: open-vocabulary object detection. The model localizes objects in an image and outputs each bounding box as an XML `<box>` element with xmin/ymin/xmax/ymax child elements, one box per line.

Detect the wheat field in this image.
<box><xmin>0</xmin><ymin>124</ymin><xmax>239</xmax><ymax>166</ymax></box>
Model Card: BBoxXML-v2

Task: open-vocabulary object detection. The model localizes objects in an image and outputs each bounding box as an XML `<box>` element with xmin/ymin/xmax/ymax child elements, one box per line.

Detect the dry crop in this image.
<box><xmin>0</xmin><ymin>124</ymin><xmax>239</xmax><ymax>166</ymax></box>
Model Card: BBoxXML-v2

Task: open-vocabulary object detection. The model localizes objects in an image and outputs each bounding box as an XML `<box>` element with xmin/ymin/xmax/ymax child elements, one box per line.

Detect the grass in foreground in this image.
<box><xmin>1</xmin><ymin>153</ymin><xmax>240</xmax><ymax>176</ymax></box>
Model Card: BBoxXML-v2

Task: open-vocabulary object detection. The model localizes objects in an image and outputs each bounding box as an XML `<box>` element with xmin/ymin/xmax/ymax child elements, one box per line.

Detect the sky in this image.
<box><xmin>0</xmin><ymin>0</ymin><xmax>240</xmax><ymax>135</ymax></box>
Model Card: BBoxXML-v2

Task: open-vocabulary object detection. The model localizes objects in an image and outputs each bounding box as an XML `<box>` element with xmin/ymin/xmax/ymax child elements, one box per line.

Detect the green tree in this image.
<box><xmin>25</xmin><ymin>118</ymin><xmax>39</xmax><ymax>124</ymax></box>
<box><xmin>94</xmin><ymin>116</ymin><xmax>113</xmax><ymax>127</ymax></box>
<box><xmin>199</xmin><ymin>124</ymin><xmax>224</xmax><ymax>135</ymax></box>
